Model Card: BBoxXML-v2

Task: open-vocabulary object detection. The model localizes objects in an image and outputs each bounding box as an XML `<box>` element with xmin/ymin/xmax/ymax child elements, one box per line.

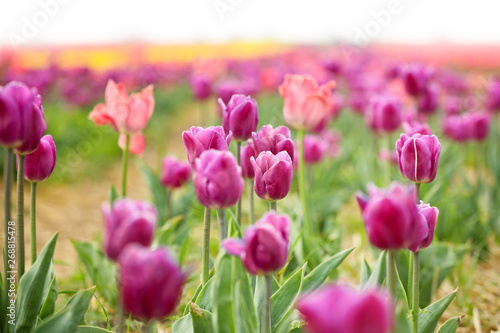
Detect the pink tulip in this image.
<box><xmin>295</xmin><ymin>135</ymin><xmax>325</xmax><ymax>166</ymax></box>
<box><xmin>467</xmin><ymin>111</ymin><xmax>490</xmax><ymax>141</ymax></box>
<box><xmin>251</xmin><ymin>151</ymin><xmax>293</xmax><ymax>202</ymax></box>
<box><xmin>160</xmin><ymin>156</ymin><xmax>191</xmax><ymax>189</ymax></box>
<box><xmin>442</xmin><ymin>115</ymin><xmax>469</xmax><ymax>142</ymax></box>
<box><xmin>401</xmin><ymin>64</ymin><xmax>429</xmax><ymax>96</ymax></box>
<box><xmin>418</xmin><ymin>84</ymin><xmax>439</xmax><ymax>115</ymax></box>
<box><xmin>252</xmin><ymin>124</ymin><xmax>294</xmax><ymax>162</ymax></box>
<box><xmin>485</xmin><ymin>80</ymin><xmax>500</xmax><ymax>112</ymax></box>
<box><xmin>407</xmin><ymin>201</ymin><xmax>439</xmax><ymax>253</ymax></box>
<box><xmin>402</xmin><ymin>120</ymin><xmax>433</xmax><ymax>136</ymax></box>
<box><xmin>319</xmin><ymin>129</ymin><xmax>341</xmax><ymax>158</ymax></box>
<box><xmin>23</xmin><ymin>134</ymin><xmax>56</xmax><ymax>182</ymax></box>
<box><xmin>240</xmin><ymin>140</ymin><xmax>256</xmax><ymax>179</ymax></box>
<box><xmin>190</xmin><ymin>74</ymin><xmax>212</xmax><ymax>101</ymax></box>
<box><xmin>378</xmin><ymin>149</ymin><xmax>398</xmax><ymax>165</ymax></box>
<box><xmin>396</xmin><ymin>133</ymin><xmax>441</xmax><ymax>183</ymax></box>
<box><xmin>365</xmin><ymin>95</ymin><xmax>402</xmax><ymax>133</ymax></box>
<box><xmin>219</xmin><ymin>94</ymin><xmax>259</xmax><ymax>142</ymax></box>
<box><xmin>118</xmin><ymin>132</ymin><xmax>146</xmax><ymax>155</ymax></box>
<box><xmin>182</xmin><ymin>126</ymin><xmax>232</xmax><ymax>165</ymax></box>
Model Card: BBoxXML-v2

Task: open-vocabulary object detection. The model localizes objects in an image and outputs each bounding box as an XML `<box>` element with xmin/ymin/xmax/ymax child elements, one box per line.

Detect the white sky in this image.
<box><xmin>0</xmin><ymin>0</ymin><xmax>499</xmax><ymax>47</ymax></box>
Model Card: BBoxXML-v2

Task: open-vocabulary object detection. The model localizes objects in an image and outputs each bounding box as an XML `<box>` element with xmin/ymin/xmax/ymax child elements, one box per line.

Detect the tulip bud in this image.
<box><xmin>190</xmin><ymin>74</ymin><xmax>212</xmax><ymax>100</ymax></box>
<box><xmin>193</xmin><ymin>149</ymin><xmax>244</xmax><ymax>209</ymax></box>
<box><xmin>23</xmin><ymin>135</ymin><xmax>56</xmax><ymax>182</ymax></box>
<box><xmin>219</xmin><ymin>94</ymin><xmax>259</xmax><ymax>142</ymax></box>
<box><xmin>396</xmin><ymin>133</ymin><xmax>441</xmax><ymax>183</ymax></box>
<box><xmin>240</xmin><ymin>140</ymin><xmax>256</xmax><ymax>179</ymax></box>
<box><xmin>102</xmin><ymin>198</ymin><xmax>157</xmax><ymax>261</ymax></box>
<box><xmin>119</xmin><ymin>245</ymin><xmax>185</xmax><ymax>320</ymax></box>
<box><xmin>223</xmin><ymin>212</ymin><xmax>290</xmax><ymax>275</ymax></box>
<box><xmin>401</xmin><ymin>64</ymin><xmax>429</xmax><ymax>96</ymax></box>
<box><xmin>365</xmin><ymin>95</ymin><xmax>402</xmax><ymax>133</ymax></box>
<box><xmin>160</xmin><ymin>156</ymin><xmax>191</xmax><ymax>189</ymax></box>
<box><xmin>252</xmin><ymin>124</ymin><xmax>294</xmax><ymax>162</ymax></box>
<box><xmin>251</xmin><ymin>151</ymin><xmax>293</xmax><ymax>202</ymax></box>
<box><xmin>297</xmin><ymin>284</ymin><xmax>393</xmax><ymax>333</ymax></box>
<box><xmin>182</xmin><ymin>126</ymin><xmax>232</xmax><ymax>165</ymax></box>
<box><xmin>407</xmin><ymin>201</ymin><xmax>438</xmax><ymax>253</ymax></box>
<box><xmin>402</xmin><ymin>120</ymin><xmax>432</xmax><ymax>136</ymax></box>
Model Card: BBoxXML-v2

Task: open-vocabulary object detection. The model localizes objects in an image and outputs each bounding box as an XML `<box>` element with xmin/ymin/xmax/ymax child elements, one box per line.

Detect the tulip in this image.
<box><xmin>467</xmin><ymin>111</ymin><xmax>490</xmax><ymax>141</ymax></box>
<box><xmin>442</xmin><ymin>115</ymin><xmax>469</xmax><ymax>142</ymax></box>
<box><xmin>240</xmin><ymin>140</ymin><xmax>256</xmax><ymax>179</ymax></box>
<box><xmin>407</xmin><ymin>201</ymin><xmax>438</xmax><ymax>253</ymax></box>
<box><xmin>279</xmin><ymin>74</ymin><xmax>335</xmax><ymax>131</ymax></box>
<box><xmin>401</xmin><ymin>64</ymin><xmax>429</xmax><ymax>96</ymax></box>
<box><xmin>252</xmin><ymin>124</ymin><xmax>294</xmax><ymax>162</ymax></box>
<box><xmin>378</xmin><ymin>149</ymin><xmax>398</xmax><ymax>165</ymax></box>
<box><xmin>251</xmin><ymin>151</ymin><xmax>293</xmax><ymax>202</ymax></box>
<box><xmin>102</xmin><ymin>198</ymin><xmax>157</xmax><ymax>261</ymax></box>
<box><xmin>219</xmin><ymin>94</ymin><xmax>259</xmax><ymax>142</ymax></box>
<box><xmin>396</xmin><ymin>133</ymin><xmax>441</xmax><ymax>183</ymax></box>
<box><xmin>119</xmin><ymin>245</ymin><xmax>185</xmax><ymax>321</ymax></box>
<box><xmin>365</xmin><ymin>95</ymin><xmax>402</xmax><ymax>133</ymax></box>
<box><xmin>294</xmin><ymin>135</ymin><xmax>325</xmax><ymax>166</ymax></box>
<box><xmin>160</xmin><ymin>156</ymin><xmax>191</xmax><ymax>190</ymax></box>
<box><xmin>297</xmin><ymin>284</ymin><xmax>393</xmax><ymax>333</ymax></box>
<box><xmin>443</xmin><ymin>96</ymin><xmax>462</xmax><ymax>115</ymax></box>
<box><xmin>182</xmin><ymin>126</ymin><xmax>232</xmax><ymax>165</ymax></box>
<box><xmin>319</xmin><ymin>129</ymin><xmax>341</xmax><ymax>158</ymax></box>
<box><xmin>190</xmin><ymin>74</ymin><xmax>212</xmax><ymax>101</ymax></box>
<box><xmin>118</xmin><ymin>132</ymin><xmax>146</xmax><ymax>155</ymax></box>
<box><xmin>402</xmin><ymin>120</ymin><xmax>432</xmax><ymax>136</ymax></box>
<box><xmin>23</xmin><ymin>134</ymin><xmax>56</xmax><ymax>183</ymax></box>
<box><xmin>418</xmin><ymin>84</ymin><xmax>439</xmax><ymax>115</ymax></box>
<box><xmin>485</xmin><ymin>80</ymin><xmax>500</xmax><ymax>112</ymax></box>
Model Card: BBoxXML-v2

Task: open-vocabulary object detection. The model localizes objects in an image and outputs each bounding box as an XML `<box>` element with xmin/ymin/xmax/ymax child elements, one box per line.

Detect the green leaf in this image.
<box><xmin>366</xmin><ymin>250</ymin><xmax>387</xmax><ymax>288</ymax></box>
<box><xmin>360</xmin><ymin>257</ymin><xmax>372</xmax><ymax>287</ymax></box>
<box><xmin>194</xmin><ymin>276</ymin><xmax>215</xmax><ymax>311</ymax></box>
<box><xmin>212</xmin><ymin>252</ymin><xmax>236</xmax><ymax>333</ymax></box>
<box><xmin>74</xmin><ymin>326</ymin><xmax>114</xmax><ymax>333</ymax></box>
<box><xmin>109</xmin><ymin>185</ymin><xmax>118</xmax><ymax>204</ymax></box>
<box><xmin>189</xmin><ymin>302</ymin><xmax>215</xmax><ymax>333</ymax></box>
<box><xmin>39</xmin><ymin>274</ymin><xmax>58</xmax><ymax>319</ymax></box>
<box><xmin>233</xmin><ymin>260</ymin><xmax>259</xmax><ymax>333</ymax></box>
<box><xmin>418</xmin><ymin>289</ymin><xmax>457</xmax><ymax>333</ymax></box>
<box><xmin>254</xmin><ymin>275</ymin><xmax>280</xmax><ymax>329</ymax></box>
<box><xmin>16</xmin><ymin>233</ymin><xmax>58</xmax><ymax>333</ymax></box>
<box><xmin>302</xmin><ymin>247</ymin><xmax>353</xmax><ymax>292</ymax></box>
<box><xmin>172</xmin><ymin>314</ymin><xmax>193</xmax><ymax>333</ymax></box>
<box><xmin>138</xmin><ymin>160</ymin><xmax>167</xmax><ymax>226</ymax></box>
<box><xmin>436</xmin><ymin>316</ymin><xmax>462</xmax><ymax>333</ymax></box>
<box><xmin>34</xmin><ymin>287</ymin><xmax>96</xmax><ymax>333</ymax></box>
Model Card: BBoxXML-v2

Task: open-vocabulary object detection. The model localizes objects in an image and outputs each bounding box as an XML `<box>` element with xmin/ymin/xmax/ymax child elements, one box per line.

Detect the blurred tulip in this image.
<box><xmin>182</xmin><ymin>126</ymin><xmax>232</xmax><ymax>165</ymax></box>
<box><xmin>160</xmin><ymin>156</ymin><xmax>191</xmax><ymax>189</ymax></box>
<box><xmin>407</xmin><ymin>201</ymin><xmax>439</xmax><ymax>253</ymax></box>
<box><xmin>467</xmin><ymin>111</ymin><xmax>490</xmax><ymax>141</ymax></box>
<box><xmin>223</xmin><ymin>212</ymin><xmax>290</xmax><ymax>275</ymax></box>
<box><xmin>418</xmin><ymin>84</ymin><xmax>439</xmax><ymax>115</ymax></box>
<box><xmin>297</xmin><ymin>284</ymin><xmax>393</xmax><ymax>333</ymax></box>
<box><xmin>485</xmin><ymin>80</ymin><xmax>500</xmax><ymax>112</ymax></box>
<box><xmin>119</xmin><ymin>245</ymin><xmax>185</xmax><ymax>320</ymax></box>
<box><xmin>251</xmin><ymin>151</ymin><xmax>293</xmax><ymax>202</ymax></box>
<box><xmin>240</xmin><ymin>140</ymin><xmax>256</xmax><ymax>179</ymax></box>
<box><xmin>443</xmin><ymin>96</ymin><xmax>462</xmax><ymax>115</ymax></box>
<box><xmin>193</xmin><ymin>149</ymin><xmax>244</xmax><ymax>209</ymax></box>
<box><xmin>216</xmin><ymin>80</ymin><xmax>241</xmax><ymax>105</ymax></box>
<box><xmin>319</xmin><ymin>129</ymin><xmax>341</xmax><ymax>158</ymax></box>
<box><xmin>295</xmin><ymin>135</ymin><xmax>325</xmax><ymax>166</ymax></box>
<box><xmin>396</xmin><ymin>133</ymin><xmax>441</xmax><ymax>183</ymax></box>
<box><xmin>23</xmin><ymin>135</ymin><xmax>56</xmax><ymax>183</ymax></box>
<box><xmin>402</xmin><ymin>120</ymin><xmax>433</xmax><ymax>136</ymax></box>
<box><xmin>190</xmin><ymin>74</ymin><xmax>212</xmax><ymax>100</ymax></box>
<box><xmin>102</xmin><ymin>198</ymin><xmax>157</xmax><ymax>261</ymax></box>
<box><xmin>401</xmin><ymin>64</ymin><xmax>429</xmax><ymax>96</ymax></box>
<box><xmin>219</xmin><ymin>94</ymin><xmax>259</xmax><ymax>142</ymax></box>
<box><xmin>442</xmin><ymin>115</ymin><xmax>469</xmax><ymax>142</ymax></box>
<box><xmin>365</xmin><ymin>95</ymin><xmax>402</xmax><ymax>133</ymax></box>
<box><xmin>252</xmin><ymin>124</ymin><xmax>294</xmax><ymax>162</ymax></box>
<box><xmin>378</xmin><ymin>149</ymin><xmax>398</xmax><ymax>165</ymax></box>
<box><xmin>118</xmin><ymin>132</ymin><xmax>146</xmax><ymax>155</ymax></box>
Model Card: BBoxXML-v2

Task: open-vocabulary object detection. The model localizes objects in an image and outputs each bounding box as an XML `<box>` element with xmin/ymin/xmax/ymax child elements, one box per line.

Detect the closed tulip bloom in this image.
<box><xmin>252</xmin><ymin>124</ymin><xmax>294</xmax><ymax>162</ymax></box>
<box><xmin>442</xmin><ymin>115</ymin><xmax>470</xmax><ymax>142</ymax></box>
<box><xmin>193</xmin><ymin>149</ymin><xmax>244</xmax><ymax>209</ymax></box>
<box><xmin>467</xmin><ymin>111</ymin><xmax>490</xmax><ymax>141</ymax></box>
<box><xmin>251</xmin><ymin>151</ymin><xmax>293</xmax><ymax>201</ymax></box>
<box><xmin>240</xmin><ymin>140</ymin><xmax>256</xmax><ymax>179</ymax></box>
<box><xmin>485</xmin><ymin>80</ymin><xmax>500</xmax><ymax>112</ymax></box>
<box><xmin>418</xmin><ymin>84</ymin><xmax>439</xmax><ymax>115</ymax></box>
<box><xmin>119</xmin><ymin>245</ymin><xmax>185</xmax><ymax>320</ymax></box>
<box><xmin>190</xmin><ymin>74</ymin><xmax>212</xmax><ymax>100</ymax></box>
<box><xmin>182</xmin><ymin>126</ymin><xmax>232</xmax><ymax>165</ymax></box>
<box><xmin>396</xmin><ymin>133</ymin><xmax>441</xmax><ymax>183</ymax></box>
<box><xmin>402</xmin><ymin>120</ymin><xmax>433</xmax><ymax>136</ymax></box>
<box><xmin>296</xmin><ymin>135</ymin><xmax>325</xmax><ymax>165</ymax></box>
<box><xmin>23</xmin><ymin>134</ymin><xmax>56</xmax><ymax>182</ymax></box>
<box><xmin>223</xmin><ymin>212</ymin><xmax>290</xmax><ymax>275</ymax></box>
<box><xmin>102</xmin><ymin>198</ymin><xmax>157</xmax><ymax>261</ymax></box>
<box><xmin>160</xmin><ymin>156</ymin><xmax>191</xmax><ymax>189</ymax></box>
<box><xmin>401</xmin><ymin>64</ymin><xmax>429</xmax><ymax>96</ymax></box>
<box><xmin>297</xmin><ymin>284</ymin><xmax>393</xmax><ymax>333</ymax></box>
<box><xmin>118</xmin><ymin>132</ymin><xmax>146</xmax><ymax>155</ymax></box>
<box><xmin>279</xmin><ymin>74</ymin><xmax>335</xmax><ymax>131</ymax></box>
<box><xmin>365</xmin><ymin>95</ymin><xmax>402</xmax><ymax>133</ymax></box>
<box><xmin>407</xmin><ymin>201</ymin><xmax>439</xmax><ymax>253</ymax></box>
<box><xmin>219</xmin><ymin>94</ymin><xmax>259</xmax><ymax>141</ymax></box>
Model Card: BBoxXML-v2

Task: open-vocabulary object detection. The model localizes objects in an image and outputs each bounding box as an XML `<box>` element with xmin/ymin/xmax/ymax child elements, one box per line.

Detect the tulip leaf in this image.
<box><xmin>366</xmin><ymin>250</ymin><xmax>387</xmax><ymax>288</ymax></box>
<box><xmin>39</xmin><ymin>274</ymin><xmax>58</xmax><ymax>319</ymax></box>
<box><xmin>194</xmin><ymin>276</ymin><xmax>215</xmax><ymax>311</ymax></box>
<box><xmin>435</xmin><ymin>316</ymin><xmax>462</xmax><ymax>333</ymax></box>
<box><xmin>108</xmin><ymin>185</ymin><xmax>118</xmax><ymax>205</ymax></box>
<box><xmin>254</xmin><ymin>274</ymin><xmax>280</xmax><ymax>329</ymax></box>
<box><xmin>212</xmin><ymin>252</ymin><xmax>236</xmax><ymax>333</ymax></box>
<box><xmin>137</xmin><ymin>159</ymin><xmax>168</xmax><ymax>226</ymax></box>
<box><xmin>189</xmin><ymin>302</ymin><xmax>215</xmax><ymax>333</ymax></box>
<box><xmin>418</xmin><ymin>289</ymin><xmax>457</xmax><ymax>333</ymax></box>
<box><xmin>16</xmin><ymin>233</ymin><xmax>58</xmax><ymax>333</ymax></box>
<box><xmin>302</xmin><ymin>247</ymin><xmax>353</xmax><ymax>292</ymax></box>
<box><xmin>360</xmin><ymin>257</ymin><xmax>372</xmax><ymax>287</ymax></box>
<box><xmin>74</xmin><ymin>326</ymin><xmax>114</xmax><ymax>333</ymax></box>
<box><xmin>233</xmin><ymin>259</ymin><xmax>259</xmax><ymax>333</ymax></box>
<box><xmin>33</xmin><ymin>286</ymin><xmax>96</xmax><ymax>333</ymax></box>
<box><xmin>172</xmin><ymin>314</ymin><xmax>193</xmax><ymax>333</ymax></box>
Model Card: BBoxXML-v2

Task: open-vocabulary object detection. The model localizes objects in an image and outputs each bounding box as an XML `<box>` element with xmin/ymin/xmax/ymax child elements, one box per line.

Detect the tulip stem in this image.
<box><xmin>263</xmin><ymin>274</ymin><xmax>272</xmax><ymax>333</ymax></box>
<box><xmin>297</xmin><ymin>130</ymin><xmax>310</xmax><ymax>234</ymax></box>
<box><xmin>143</xmin><ymin>320</ymin><xmax>156</xmax><ymax>333</ymax></box>
<box><xmin>3</xmin><ymin>148</ymin><xmax>13</xmax><ymax>317</ymax></box>
<box><xmin>202</xmin><ymin>207</ymin><xmax>212</xmax><ymax>284</ymax></box>
<box><xmin>217</xmin><ymin>209</ymin><xmax>227</xmax><ymax>240</ymax></box>
<box><xmin>30</xmin><ymin>182</ymin><xmax>37</xmax><ymax>264</ymax></box>
<box><xmin>121</xmin><ymin>134</ymin><xmax>130</xmax><ymax>197</ymax></box>
<box><xmin>165</xmin><ymin>189</ymin><xmax>172</xmax><ymax>220</ymax></box>
<box><xmin>269</xmin><ymin>201</ymin><xmax>277</xmax><ymax>212</ymax></box>
<box><xmin>415</xmin><ymin>183</ymin><xmax>420</xmax><ymax>203</ymax></box>
<box><xmin>387</xmin><ymin>250</ymin><xmax>396</xmax><ymax>299</ymax></box>
<box><xmin>235</xmin><ymin>141</ymin><xmax>242</xmax><ymax>226</ymax></box>
<box><xmin>17</xmin><ymin>154</ymin><xmax>25</xmax><ymax>278</ymax></box>
<box><xmin>116</xmin><ymin>276</ymin><xmax>124</xmax><ymax>333</ymax></box>
<box><xmin>249</xmin><ymin>180</ymin><xmax>255</xmax><ymax>224</ymax></box>
<box><xmin>411</xmin><ymin>252</ymin><xmax>420</xmax><ymax>333</ymax></box>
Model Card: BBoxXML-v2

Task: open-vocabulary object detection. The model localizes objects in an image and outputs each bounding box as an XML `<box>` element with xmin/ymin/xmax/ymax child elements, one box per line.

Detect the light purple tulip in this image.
<box><xmin>240</xmin><ymin>140</ymin><xmax>256</xmax><ymax>179</ymax></box>
<box><xmin>182</xmin><ymin>126</ymin><xmax>232</xmax><ymax>165</ymax></box>
<box><xmin>252</xmin><ymin>124</ymin><xmax>294</xmax><ymax>162</ymax></box>
<box><xmin>160</xmin><ymin>156</ymin><xmax>191</xmax><ymax>189</ymax></box>
<box><xmin>190</xmin><ymin>74</ymin><xmax>212</xmax><ymax>100</ymax></box>
<box><xmin>251</xmin><ymin>151</ymin><xmax>293</xmax><ymax>202</ymax></box>
<box><xmin>365</xmin><ymin>95</ymin><xmax>402</xmax><ymax>133</ymax></box>
<box><xmin>442</xmin><ymin>115</ymin><xmax>469</xmax><ymax>142</ymax></box>
<box><xmin>192</xmin><ymin>149</ymin><xmax>244</xmax><ymax>209</ymax></box>
<box><xmin>23</xmin><ymin>134</ymin><xmax>56</xmax><ymax>183</ymax></box>
<box><xmin>407</xmin><ymin>201</ymin><xmax>439</xmax><ymax>253</ymax></box>
<box><xmin>102</xmin><ymin>198</ymin><xmax>157</xmax><ymax>261</ymax></box>
<box><xmin>396</xmin><ymin>133</ymin><xmax>441</xmax><ymax>183</ymax></box>
<box><xmin>297</xmin><ymin>284</ymin><xmax>393</xmax><ymax>333</ymax></box>
<box><xmin>401</xmin><ymin>64</ymin><xmax>429</xmax><ymax>96</ymax></box>
<box><xmin>402</xmin><ymin>120</ymin><xmax>433</xmax><ymax>136</ymax></box>
<box><xmin>223</xmin><ymin>212</ymin><xmax>290</xmax><ymax>275</ymax></box>
<box><xmin>119</xmin><ymin>245</ymin><xmax>185</xmax><ymax>320</ymax></box>
<box><xmin>219</xmin><ymin>94</ymin><xmax>259</xmax><ymax>142</ymax></box>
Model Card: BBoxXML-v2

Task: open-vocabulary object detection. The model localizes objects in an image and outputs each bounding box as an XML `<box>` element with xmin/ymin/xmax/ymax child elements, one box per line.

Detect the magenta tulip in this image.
<box><xmin>402</xmin><ymin>120</ymin><xmax>433</xmax><ymax>136</ymax></box>
<box><xmin>251</xmin><ymin>151</ymin><xmax>293</xmax><ymax>202</ymax></box>
<box><xmin>252</xmin><ymin>124</ymin><xmax>294</xmax><ymax>162</ymax></box>
<box><xmin>219</xmin><ymin>94</ymin><xmax>259</xmax><ymax>142</ymax></box>
<box><xmin>190</xmin><ymin>74</ymin><xmax>212</xmax><ymax>100</ymax></box>
<box><xmin>418</xmin><ymin>84</ymin><xmax>439</xmax><ymax>115</ymax></box>
<box><xmin>160</xmin><ymin>156</ymin><xmax>191</xmax><ymax>189</ymax></box>
<box><xmin>467</xmin><ymin>111</ymin><xmax>490</xmax><ymax>141</ymax></box>
<box><xmin>223</xmin><ymin>212</ymin><xmax>290</xmax><ymax>275</ymax></box>
<box><xmin>442</xmin><ymin>115</ymin><xmax>469</xmax><ymax>142</ymax></box>
<box><xmin>401</xmin><ymin>64</ymin><xmax>429</xmax><ymax>96</ymax></box>
<box><xmin>295</xmin><ymin>135</ymin><xmax>325</xmax><ymax>166</ymax></box>
<box><xmin>365</xmin><ymin>95</ymin><xmax>402</xmax><ymax>133</ymax></box>
<box><xmin>23</xmin><ymin>134</ymin><xmax>56</xmax><ymax>183</ymax></box>
<box><xmin>240</xmin><ymin>140</ymin><xmax>256</xmax><ymax>179</ymax></box>
<box><xmin>182</xmin><ymin>126</ymin><xmax>232</xmax><ymax>165</ymax></box>
<box><xmin>407</xmin><ymin>201</ymin><xmax>439</xmax><ymax>253</ymax></box>
<box><xmin>485</xmin><ymin>80</ymin><xmax>500</xmax><ymax>112</ymax></box>
<box><xmin>396</xmin><ymin>133</ymin><xmax>441</xmax><ymax>183</ymax></box>
<box><xmin>102</xmin><ymin>198</ymin><xmax>157</xmax><ymax>261</ymax></box>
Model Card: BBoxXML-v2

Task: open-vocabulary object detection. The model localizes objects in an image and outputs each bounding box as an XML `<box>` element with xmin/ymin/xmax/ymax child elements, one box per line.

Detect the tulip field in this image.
<box><xmin>1</xmin><ymin>45</ymin><xmax>500</xmax><ymax>333</ymax></box>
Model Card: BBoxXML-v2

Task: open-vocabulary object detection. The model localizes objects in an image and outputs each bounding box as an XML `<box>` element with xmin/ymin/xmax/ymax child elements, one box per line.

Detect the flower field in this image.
<box><xmin>1</xmin><ymin>43</ymin><xmax>500</xmax><ymax>333</ymax></box>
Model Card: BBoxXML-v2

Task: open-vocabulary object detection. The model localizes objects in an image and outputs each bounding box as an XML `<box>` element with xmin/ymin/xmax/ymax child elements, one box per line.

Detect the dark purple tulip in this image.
<box><xmin>365</xmin><ymin>95</ymin><xmax>402</xmax><ymax>133</ymax></box>
<box><xmin>193</xmin><ymin>149</ymin><xmax>244</xmax><ymax>209</ymax></box>
<box><xmin>251</xmin><ymin>151</ymin><xmax>293</xmax><ymax>202</ymax></box>
<box><xmin>160</xmin><ymin>156</ymin><xmax>191</xmax><ymax>189</ymax></box>
<box><xmin>252</xmin><ymin>124</ymin><xmax>294</xmax><ymax>162</ymax></box>
<box><xmin>396</xmin><ymin>133</ymin><xmax>441</xmax><ymax>183</ymax></box>
<box><xmin>119</xmin><ymin>245</ymin><xmax>185</xmax><ymax>320</ymax></box>
<box><xmin>401</xmin><ymin>64</ymin><xmax>429</xmax><ymax>96</ymax></box>
<box><xmin>442</xmin><ymin>115</ymin><xmax>469</xmax><ymax>142</ymax></box>
<box><xmin>297</xmin><ymin>284</ymin><xmax>393</xmax><ymax>333</ymax></box>
<box><xmin>240</xmin><ymin>140</ymin><xmax>256</xmax><ymax>179</ymax></box>
<box><xmin>402</xmin><ymin>120</ymin><xmax>433</xmax><ymax>136</ymax></box>
<box><xmin>219</xmin><ymin>94</ymin><xmax>259</xmax><ymax>142</ymax></box>
<box><xmin>23</xmin><ymin>135</ymin><xmax>56</xmax><ymax>183</ymax></box>
<box><xmin>102</xmin><ymin>199</ymin><xmax>157</xmax><ymax>261</ymax></box>
<box><xmin>418</xmin><ymin>84</ymin><xmax>439</xmax><ymax>115</ymax></box>
<box><xmin>467</xmin><ymin>111</ymin><xmax>490</xmax><ymax>141</ymax></box>
<box><xmin>190</xmin><ymin>74</ymin><xmax>212</xmax><ymax>100</ymax></box>
<box><xmin>223</xmin><ymin>212</ymin><xmax>290</xmax><ymax>275</ymax></box>
<box><xmin>182</xmin><ymin>126</ymin><xmax>232</xmax><ymax>165</ymax></box>
<box><xmin>485</xmin><ymin>80</ymin><xmax>500</xmax><ymax>113</ymax></box>
<box><xmin>407</xmin><ymin>201</ymin><xmax>439</xmax><ymax>253</ymax></box>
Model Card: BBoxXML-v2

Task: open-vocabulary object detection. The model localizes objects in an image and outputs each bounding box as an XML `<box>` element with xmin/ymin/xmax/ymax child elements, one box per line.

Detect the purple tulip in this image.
<box><xmin>102</xmin><ymin>198</ymin><xmax>157</xmax><ymax>261</ymax></box>
<box><xmin>216</xmin><ymin>80</ymin><xmax>241</xmax><ymax>105</ymax></box>
<box><xmin>443</xmin><ymin>96</ymin><xmax>462</xmax><ymax>115</ymax></box>
<box><xmin>23</xmin><ymin>135</ymin><xmax>56</xmax><ymax>183</ymax></box>
<box><xmin>182</xmin><ymin>126</ymin><xmax>232</xmax><ymax>165</ymax></box>
<box><xmin>193</xmin><ymin>149</ymin><xmax>244</xmax><ymax>209</ymax></box>
<box><xmin>119</xmin><ymin>245</ymin><xmax>185</xmax><ymax>320</ymax></box>
<box><xmin>251</xmin><ymin>151</ymin><xmax>293</xmax><ymax>202</ymax></box>
<box><xmin>396</xmin><ymin>133</ymin><xmax>441</xmax><ymax>183</ymax></box>
<box><xmin>219</xmin><ymin>94</ymin><xmax>259</xmax><ymax>142</ymax></box>
<box><xmin>252</xmin><ymin>124</ymin><xmax>294</xmax><ymax>162</ymax></box>
<box><xmin>407</xmin><ymin>201</ymin><xmax>439</xmax><ymax>253</ymax></box>
<box><xmin>295</xmin><ymin>135</ymin><xmax>325</xmax><ymax>166</ymax></box>
<box><xmin>401</xmin><ymin>64</ymin><xmax>429</xmax><ymax>96</ymax></box>
<box><xmin>467</xmin><ymin>111</ymin><xmax>490</xmax><ymax>141</ymax></box>
<box><xmin>297</xmin><ymin>284</ymin><xmax>393</xmax><ymax>333</ymax></box>
<box><xmin>240</xmin><ymin>140</ymin><xmax>256</xmax><ymax>179</ymax></box>
<box><xmin>418</xmin><ymin>84</ymin><xmax>439</xmax><ymax>115</ymax></box>
<box><xmin>223</xmin><ymin>212</ymin><xmax>290</xmax><ymax>275</ymax></box>
<box><xmin>190</xmin><ymin>74</ymin><xmax>212</xmax><ymax>100</ymax></box>
<box><xmin>402</xmin><ymin>120</ymin><xmax>433</xmax><ymax>136</ymax></box>
<box><xmin>442</xmin><ymin>115</ymin><xmax>469</xmax><ymax>142</ymax></box>
<box><xmin>365</xmin><ymin>95</ymin><xmax>402</xmax><ymax>133</ymax></box>
<box><xmin>485</xmin><ymin>80</ymin><xmax>500</xmax><ymax>113</ymax></box>
<box><xmin>160</xmin><ymin>156</ymin><xmax>191</xmax><ymax>189</ymax></box>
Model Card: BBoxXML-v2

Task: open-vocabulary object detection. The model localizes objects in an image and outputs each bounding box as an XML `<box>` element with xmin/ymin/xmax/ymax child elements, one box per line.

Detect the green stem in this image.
<box><xmin>263</xmin><ymin>274</ymin><xmax>272</xmax><ymax>333</ymax></box>
<box><xmin>411</xmin><ymin>251</ymin><xmax>420</xmax><ymax>333</ymax></box>
<box><xmin>143</xmin><ymin>320</ymin><xmax>156</xmax><ymax>333</ymax></box>
<box><xmin>121</xmin><ymin>134</ymin><xmax>130</xmax><ymax>197</ymax></box>
<box><xmin>30</xmin><ymin>182</ymin><xmax>37</xmax><ymax>265</ymax></box>
<box><xmin>269</xmin><ymin>201</ymin><xmax>277</xmax><ymax>212</ymax></box>
<box><xmin>249</xmin><ymin>180</ymin><xmax>255</xmax><ymax>224</ymax></box>
<box><xmin>217</xmin><ymin>209</ymin><xmax>227</xmax><ymax>241</ymax></box>
<box><xmin>387</xmin><ymin>250</ymin><xmax>397</xmax><ymax>299</ymax></box>
<box><xmin>407</xmin><ymin>251</ymin><xmax>413</xmax><ymax>306</ymax></box>
<box><xmin>3</xmin><ymin>148</ymin><xmax>13</xmax><ymax>333</ymax></box>
<box><xmin>17</xmin><ymin>154</ymin><xmax>25</xmax><ymax>278</ymax></box>
<box><xmin>297</xmin><ymin>129</ymin><xmax>310</xmax><ymax>233</ymax></box>
<box><xmin>415</xmin><ymin>183</ymin><xmax>421</xmax><ymax>203</ymax></box>
<box><xmin>117</xmin><ymin>275</ymin><xmax>124</xmax><ymax>333</ymax></box>
<box><xmin>165</xmin><ymin>190</ymin><xmax>172</xmax><ymax>220</ymax></box>
<box><xmin>235</xmin><ymin>141</ymin><xmax>242</xmax><ymax>226</ymax></box>
<box><xmin>202</xmin><ymin>207</ymin><xmax>211</xmax><ymax>284</ymax></box>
